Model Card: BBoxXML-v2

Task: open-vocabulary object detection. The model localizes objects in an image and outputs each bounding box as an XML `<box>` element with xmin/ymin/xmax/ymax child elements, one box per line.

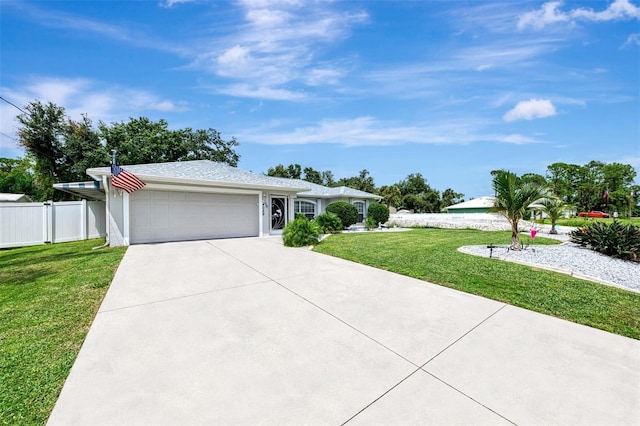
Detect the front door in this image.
<box><xmin>270</xmin><ymin>196</ymin><xmax>287</xmax><ymax>233</ymax></box>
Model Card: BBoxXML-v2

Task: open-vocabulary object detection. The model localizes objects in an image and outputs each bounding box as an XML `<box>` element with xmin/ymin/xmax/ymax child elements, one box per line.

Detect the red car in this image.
<box><xmin>578</xmin><ymin>211</ymin><xmax>611</xmax><ymax>218</ymax></box>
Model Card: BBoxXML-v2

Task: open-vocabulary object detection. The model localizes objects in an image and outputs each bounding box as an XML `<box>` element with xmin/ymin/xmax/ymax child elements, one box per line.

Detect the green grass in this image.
<box><xmin>0</xmin><ymin>239</ymin><xmax>126</xmax><ymax>426</ymax></box>
<box><xmin>314</xmin><ymin>228</ymin><xmax>640</xmax><ymax>340</ymax></box>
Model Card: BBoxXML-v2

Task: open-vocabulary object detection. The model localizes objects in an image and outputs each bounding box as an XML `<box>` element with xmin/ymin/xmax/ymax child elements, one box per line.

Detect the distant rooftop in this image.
<box><xmin>0</xmin><ymin>193</ymin><xmax>31</xmax><ymax>202</ymax></box>
<box><xmin>445</xmin><ymin>196</ymin><xmax>495</xmax><ymax>210</ymax></box>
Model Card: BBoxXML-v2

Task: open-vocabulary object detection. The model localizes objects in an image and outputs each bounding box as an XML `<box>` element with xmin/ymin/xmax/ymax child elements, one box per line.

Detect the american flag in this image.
<box><xmin>111</xmin><ymin>164</ymin><xmax>146</xmax><ymax>193</ymax></box>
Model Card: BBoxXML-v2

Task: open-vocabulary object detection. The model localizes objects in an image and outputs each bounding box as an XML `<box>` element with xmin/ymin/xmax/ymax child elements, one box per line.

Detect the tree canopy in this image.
<box><xmin>15</xmin><ymin>100</ymin><xmax>240</xmax><ymax>200</ymax></box>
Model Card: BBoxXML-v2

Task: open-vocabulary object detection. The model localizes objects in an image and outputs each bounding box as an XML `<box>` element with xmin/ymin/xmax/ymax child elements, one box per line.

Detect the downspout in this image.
<box><xmin>92</xmin><ymin>174</ymin><xmax>110</xmax><ymax>250</ymax></box>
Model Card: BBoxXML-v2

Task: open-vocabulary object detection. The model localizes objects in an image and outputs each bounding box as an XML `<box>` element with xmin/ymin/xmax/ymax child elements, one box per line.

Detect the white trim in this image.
<box><xmin>123</xmin><ymin>192</ymin><xmax>130</xmax><ymax>246</ymax></box>
<box><xmin>258</xmin><ymin>192</ymin><xmax>263</xmax><ymax>236</ymax></box>
<box><xmin>142</xmin><ymin>182</ymin><xmax>262</xmax><ymax>196</ymax></box>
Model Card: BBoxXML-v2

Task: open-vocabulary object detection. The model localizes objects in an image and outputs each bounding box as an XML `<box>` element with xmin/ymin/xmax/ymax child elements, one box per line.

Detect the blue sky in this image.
<box><xmin>1</xmin><ymin>0</ymin><xmax>639</xmax><ymax>198</ymax></box>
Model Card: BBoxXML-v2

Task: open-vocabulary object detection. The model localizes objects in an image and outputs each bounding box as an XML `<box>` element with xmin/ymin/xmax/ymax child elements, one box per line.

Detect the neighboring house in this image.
<box><xmin>444</xmin><ymin>196</ymin><xmax>565</xmax><ymax>219</ymax></box>
<box><xmin>56</xmin><ymin>160</ymin><xmax>381</xmax><ymax>246</ymax></box>
<box><xmin>0</xmin><ymin>193</ymin><xmax>32</xmax><ymax>203</ymax></box>
<box><xmin>443</xmin><ymin>196</ymin><xmax>495</xmax><ymax>213</ymax></box>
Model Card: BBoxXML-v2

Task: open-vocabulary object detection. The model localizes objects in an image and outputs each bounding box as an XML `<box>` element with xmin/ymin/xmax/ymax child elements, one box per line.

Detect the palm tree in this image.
<box><xmin>490</xmin><ymin>171</ymin><xmax>548</xmax><ymax>250</ymax></box>
<box><xmin>539</xmin><ymin>197</ymin><xmax>571</xmax><ymax>234</ymax></box>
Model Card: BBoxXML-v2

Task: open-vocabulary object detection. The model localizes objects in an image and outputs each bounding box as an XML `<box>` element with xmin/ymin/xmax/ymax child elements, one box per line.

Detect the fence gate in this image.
<box><xmin>0</xmin><ymin>200</ymin><xmax>106</xmax><ymax>249</ymax></box>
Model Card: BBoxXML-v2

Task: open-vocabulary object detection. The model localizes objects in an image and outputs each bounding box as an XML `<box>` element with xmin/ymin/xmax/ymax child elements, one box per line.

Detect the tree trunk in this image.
<box><xmin>550</xmin><ymin>219</ymin><xmax>558</xmax><ymax>234</ymax></box>
<box><xmin>510</xmin><ymin>221</ymin><xmax>522</xmax><ymax>250</ymax></box>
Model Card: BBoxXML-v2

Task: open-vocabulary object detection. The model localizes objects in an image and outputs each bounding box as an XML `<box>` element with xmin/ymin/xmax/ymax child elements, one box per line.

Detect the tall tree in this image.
<box><xmin>490</xmin><ymin>171</ymin><xmax>548</xmax><ymax>250</ymax></box>
<box><xmin>0</xmin><ymin>157</ymin><xmax>40</xmax><ymax>199</ymax></box>
<box><xmin>321</xmin><ymin>170</ymin><xmax>335</xmax><ymax>187</ymax></box>
<box><xmin>378</xmin><ymin>184</ymin><xmax>402</xmax><ymax>208</ymax></box>
<box><xmin>287</xmin><ymin>164</ymin><xmax>302</xmax><ymax>179</ymax></box>
<box><xmin>336</xmin><ymin>169</ymin><xmax>376</xmax><ymax>193</ymax></box>
<box><xmin>440</xmin><ymin>188</ymin><xmax>464</xmax><ymax>208</ymax></box>
<box><xmin>303</xmin><ymin>167</ymin><xmax>323</xmax><ymax>185</ymax></box>
<box><xmin>398</xmin><ymin>173</ymin><xmax>430</xmax><ymax>196</ymax></box>
<box><xmin>520</xmin><ymin>173</ymin><xmax>547</xmax><ymax>187</ymax></box>
<box><xmin>99</xmin><ymin>117</ymin><xmax>239</xmax><ymax>166</ymax></box>
<box><xmin>267</xmin><ymin>164</ymin><xmax>289</xmax><ymax>178</ymax></box>
<box><xmin>63</xmin><ymin>114</ymin><xmax>109</xmax><ymax>181</ymax></box>
<box><xmin>16</xmin><ymin>100</ymin><xmax>66</xmax><ymax>199</ymax></box>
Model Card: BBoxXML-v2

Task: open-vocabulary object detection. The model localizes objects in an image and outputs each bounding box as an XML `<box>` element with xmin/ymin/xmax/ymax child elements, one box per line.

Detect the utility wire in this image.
<box><xmin>0</xmin><ymin>96</ymin><xmax>26</xmax><ymax>114</ymax></box>
<box><xmin>0</xmin><ymin>131</ymin><xmax>18</xmax><ymax>141</ymax></box>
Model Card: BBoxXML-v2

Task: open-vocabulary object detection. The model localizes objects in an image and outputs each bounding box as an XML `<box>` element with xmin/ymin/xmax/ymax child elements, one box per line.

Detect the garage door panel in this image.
<box><xmin>130</xmin><ymin>190</ymin><xmax>258</xmax><ymax>244</ymax></box>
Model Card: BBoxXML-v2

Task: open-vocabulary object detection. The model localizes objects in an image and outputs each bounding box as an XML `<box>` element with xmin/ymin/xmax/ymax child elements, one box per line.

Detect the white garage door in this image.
<box><xmin>130</xmin><ymin>190</ymin><xmax>259</xmax><ymax>244</ymax></box>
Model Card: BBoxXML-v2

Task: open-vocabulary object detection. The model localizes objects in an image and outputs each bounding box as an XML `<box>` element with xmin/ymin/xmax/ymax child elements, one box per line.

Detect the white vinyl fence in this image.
<box><xmin>0</xmin><ymin>200</ymin><xmax>106</xmax><ymax>249</ymax></box>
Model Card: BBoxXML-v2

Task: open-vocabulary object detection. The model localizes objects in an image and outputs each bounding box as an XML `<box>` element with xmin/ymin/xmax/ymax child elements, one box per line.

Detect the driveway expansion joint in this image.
<box><xmin>98</xmin><ymin>279</ymin><xmax>272</xmax><ymax>313</ymax></box>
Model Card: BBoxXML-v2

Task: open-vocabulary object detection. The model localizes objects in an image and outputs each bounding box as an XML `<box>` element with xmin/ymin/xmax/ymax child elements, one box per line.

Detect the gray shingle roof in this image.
<box><xmin>87</xmin><ymin>160</ymin><xmax>309</xmax><ymax>192</ymax></box>
<box><xmin>86</xmin><ymin>160</ymin><xmax>381</xmax><ymax>199</ymax></box>
<box><xmin>293</xmin><ymin>180</ymin><xmax>382</xmax><ymax>199</ymax></box>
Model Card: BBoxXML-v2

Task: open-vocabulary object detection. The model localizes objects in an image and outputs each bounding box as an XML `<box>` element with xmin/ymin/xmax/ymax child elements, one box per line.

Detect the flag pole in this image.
<box><xmin>111</xmin><ymin>150</ymin><xmax>117</xmax><ymax>165</ymax></box>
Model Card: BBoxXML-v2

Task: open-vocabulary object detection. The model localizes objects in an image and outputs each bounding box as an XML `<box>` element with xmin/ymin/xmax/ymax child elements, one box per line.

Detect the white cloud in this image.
<box><xmin>503</xmin><ymin>99</ymin><xmax>557</xmax><ymax>122</ymax></box>
<box><xmin>160</xmin><ymin>0</ymin><xmax>197</xmax><ymax>8</ymax></box>
<box><xmin>517</xmin><ymin>2</ymin><xmax>569</xmax><ymax>30</ymax></box>
<box><xmin>622</xmin><ymin>33</ymin><xmax>640</xmax><ymax>47</ymax></box>
<box><xmin>499</xmin><ymin>134</ymin><xmax>541</xmax><ymax>144</ymax></box>
<box><xmin>7</xmin><ymin>1</ymin><xmax>189</xmax><ymax>55</ymax></box>
<box><xmin>518</xmin><ymin>0</ymin><xmax>640</xmax><ymax>30</ymax></box>
<box><xmin>234</xmin><ymin>116</ymin><xmax>542</xmax><ymax>147</ymax></box>
<box><xmin>571</xmin><ymin>0</ymin><xmax>640</xmax><ymax>21</ymax></box>
<box><xmin>191</xmin><ymin>1</ymin><xmax>368</xmax><ymax>99</ymax></box>
<box><xmin>216</xmin><ymin>84</ymin><xmax>307</xmax><ymax>101</ymax></box>
<box><xmin>0</xmin><ymin>76</ymin><xmax>189</xmax><ymax>138</ymax></box>
<box><xmin>305</xmin><ymin>68</ymin><xmax>343</xmax><ymax>86</ymax></box>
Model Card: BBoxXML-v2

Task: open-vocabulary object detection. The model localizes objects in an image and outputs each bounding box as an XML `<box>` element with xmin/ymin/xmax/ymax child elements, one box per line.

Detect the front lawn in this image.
<box><xmin>314</xmin><ymin>229</ymin><xmax>640</xmax><ymax>340</ymax></box>
<box><xmin>0</xmin><ymin>239</ymin><xmax>127</xmax><ymax>425</ymax></box>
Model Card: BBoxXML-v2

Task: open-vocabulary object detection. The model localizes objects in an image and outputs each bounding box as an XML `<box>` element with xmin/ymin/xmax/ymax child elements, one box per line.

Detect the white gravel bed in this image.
<box><xmin>459</xmin><ymin>243</ymin><xmax>640</xmax><ymax>293</ymax></box>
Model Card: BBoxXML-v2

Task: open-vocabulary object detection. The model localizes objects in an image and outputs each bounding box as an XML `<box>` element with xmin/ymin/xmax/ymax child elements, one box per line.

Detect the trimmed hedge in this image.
<box><xmin>367</xmin><ymin>203</ymin><xmax>389</xmax><ymax>225</ymax></box>
<box><xmin>325</xmin><ymin>201</ymin><xmax>358</xmax><ymax>228</ymax></box>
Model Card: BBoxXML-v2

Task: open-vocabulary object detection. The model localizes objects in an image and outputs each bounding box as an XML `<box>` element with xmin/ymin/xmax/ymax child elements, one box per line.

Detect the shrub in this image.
<box><xmin>282</xmin><ymin>218</ymin><xmax>321</xmax><ymax>247</ymax></box>
<box><xmin>325</xmin><ymin>201</ymin><xmax>358</xmax><ymax>228</ymax></box>
<box><xmin>570</xmin><ymin>221</ymin><xmax>640</xmax><ymax>262</ymax></box>
<box><xmin>365</xmin><ymin>216</ymin><xmax>377</xmax><ymax>230</ymax></box>
<box><xmin>314</xmin><ymin>212</ymin><xmax>342</xmax><ymax>234</ymax></box>
<box><xmin>294</xmin><ymin>212</ymin><xmax>308</xmax><ymax>220</ymax></box>
<box><xmin>367</xmin><ymin>203</ymin><xmax>389</xmax><ymax>225</ymax></box>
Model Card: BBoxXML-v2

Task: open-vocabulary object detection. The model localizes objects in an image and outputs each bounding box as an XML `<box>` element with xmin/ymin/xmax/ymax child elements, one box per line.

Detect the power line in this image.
<box><xmin>0</xmin><ymin>131</ymin><xmax>18</xmax><ymax>141</ymax></box>
<box><xmin>0</xmin><ymin>96</ymin><xmax>26</xmax><ymax>114</ymax></box>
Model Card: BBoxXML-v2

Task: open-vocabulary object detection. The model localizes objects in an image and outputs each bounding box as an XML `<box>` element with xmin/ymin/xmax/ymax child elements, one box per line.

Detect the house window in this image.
<box><xmin>353</xmin><ymin>201</ymin><xmax>365</xmax><ymax>222</ymax></box>
<box><xmin>294</xmin><ymin>200</ymin><xmax>316</xmax><ymax>220</ymax></box>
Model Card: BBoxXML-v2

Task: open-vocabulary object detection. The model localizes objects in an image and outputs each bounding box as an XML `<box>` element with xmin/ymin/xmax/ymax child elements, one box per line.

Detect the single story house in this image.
<box><xmin>443</xmin><ymin>196</ymin><xmax>495</xmax><ymax>213</ymax></box>
<box><xmin>57</xmin><ymin>160</ymin><xmax>381</xmax><ymax>246</ymax></box>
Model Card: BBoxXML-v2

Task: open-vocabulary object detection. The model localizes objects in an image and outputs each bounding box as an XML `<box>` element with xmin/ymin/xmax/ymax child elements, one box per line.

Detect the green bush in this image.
<box><xmin>367</xmin><ymin>203</ymin><xmax>389</xmax><ymax>225</ymax></box>
<box><xmin>314</xmin><ymin>212</ymin><xmax>342</xmax><ymax>234</ymax></box>
<box><xmin>365</xmin><ymin>216</ymin><xmax>377</xmax><ymax>230</ymax></box>
<box><xmin>570</xmin><ymin>221</ymin><xmax>640</xmax><ymax>262</ymax></box>
<box><xmin>325</xmin><ymin>201</ymin><xmax>358</xmax><ymax>228</ymax></box>
<box><xmin>282</xmin><ymin>218</ymin><xmax>321</xmax><ymax>247</ymax></box>
<box><xmin>294</xmin><ymin>212</ymin><xmax>308</xmax><ymax>220</ymax></box>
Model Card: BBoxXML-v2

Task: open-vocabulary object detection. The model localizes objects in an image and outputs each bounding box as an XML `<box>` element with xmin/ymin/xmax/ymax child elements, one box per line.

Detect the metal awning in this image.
<box><xmin>53</xmin><ymin>181</ymin><xmax>105</xmax><ymax>201</ymax></box>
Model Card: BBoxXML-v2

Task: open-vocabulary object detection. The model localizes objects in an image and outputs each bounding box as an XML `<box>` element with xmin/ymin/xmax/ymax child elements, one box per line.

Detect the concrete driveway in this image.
<box><xmin>49</xmin><ymin>237</ymin><xmax>639</xmax><ymax>425</ymax></box>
